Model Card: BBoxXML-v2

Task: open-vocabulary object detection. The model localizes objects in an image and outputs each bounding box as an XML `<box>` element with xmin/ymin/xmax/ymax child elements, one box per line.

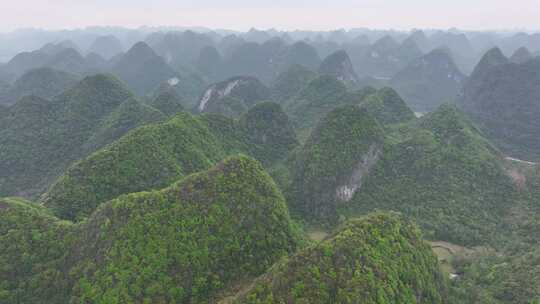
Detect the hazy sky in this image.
<box><xmin>2</xmin><ymin>0</ymin><xmax>540</xmax><ymax>32</ymax></box>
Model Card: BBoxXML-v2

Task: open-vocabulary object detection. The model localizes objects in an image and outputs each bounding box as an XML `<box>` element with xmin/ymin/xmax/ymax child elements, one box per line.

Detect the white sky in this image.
<box><xmin>2</xmin><ymin>0</ymin><xmax>540</xmax><ymax>32</ymax></box>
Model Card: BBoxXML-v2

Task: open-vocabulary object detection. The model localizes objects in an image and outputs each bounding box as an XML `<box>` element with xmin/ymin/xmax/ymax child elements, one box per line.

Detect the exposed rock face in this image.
<box><xmin>335</xmin><ymin>144</ymin><xmax>381</xmax><ymax>202</ymax></box>
<box><xmin>319</xmin><ymin>50</ymin><xmax>359</xmax><ymax>86</ymax></box>
<box><xmin>197</xmin><ymin>76</ymin><xmax>270</xmax><ymax>116</ymax></box>
<box><xmin>391</xmin><ymin>48</ymin><xmax>466</xmax><ymax>111</ymax></box>
<box><xmin>459</xmin><ymin>47</ymin><xmax>540</xmax><ymax>160</ymax></box>
<box><xmin>288</xmin><ymin>105</ymin><xmax>384</xmax><ymax>221</ymax></box>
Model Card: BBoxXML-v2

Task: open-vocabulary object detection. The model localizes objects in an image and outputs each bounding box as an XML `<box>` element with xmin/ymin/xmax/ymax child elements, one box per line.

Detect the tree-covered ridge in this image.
<box><xmin>0</xmin><ymin>67</ymin><xmax>80</xmax><ymax>105</ymax></box>
<box><xmin>359</xmin><ymin>87</ymin><xmax>416</xmax><ymax>125</ymax></box>
<box><xmin>233</xmin><ymin>213</ymin><xmax>448</xmax><ymax>304</ymax></box>
<box><xmin>148</xmin><ymin>83</ymin><xmax>185</xmax><ymax>116</ymax></box>
<box><xmin>284</xmin><ymin>74</ymin><xmax>376</xmax><ymax>140</ymax></box>
<box><xmin>342</xmin><ymin>105</ymin><xmax>515</xmax><ymax>246</ymax></box>
<box><xmin>0</xmin><ymin>74</ymin><xmax>166</xmax><ymax>198</ymax></box>
<box><xmin>1</xmin><ymin>155</ymin><xmax>302</xmax><ymax>303</ymax></box>
<box><xmin>82</xmin><ymin>97</ymin><xmax>166</xmax><ymax>153</ymax></box>
<box><xmin>43</xmin><ymin>103</ymin><xmax>296</xmax><ymax>221</ymax></box>
<box><xmin>288</xmin><ymin>105</ymin><xmax>384</xmax><ymax>221</ymax></box>
<box><xmin>0</xmin><ymin>197</ymin><xmax>72</xmax><ymax>303</ymax></box>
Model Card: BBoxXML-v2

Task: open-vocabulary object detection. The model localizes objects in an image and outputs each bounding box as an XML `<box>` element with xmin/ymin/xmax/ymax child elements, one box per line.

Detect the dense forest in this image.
<box><xmin>1</xmin><ymin>25</ymin><xmax>540</xmax><ymax>303</ymax></box>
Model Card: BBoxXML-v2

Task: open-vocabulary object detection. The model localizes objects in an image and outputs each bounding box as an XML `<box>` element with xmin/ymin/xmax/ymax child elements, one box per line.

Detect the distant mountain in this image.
<box><xmin>221</xmin><ymin>39</ymin><xmax>320</xmax><ymax>83</ymax></box>
<box><xmin>429</xmin><ymin>31</ymin><xmax>477</xmax><ymax>73</ymax></box>
<box><xmin>84</xmin><ymin>52</ymin><xmax>108</xmax><ymax>72</ymax></box>
<box><xmin>146</xmin><ymin>30</ymin><xmax>215</xmax><ymax>69</ymax></box>
<box><xmin>0</xmin><ymin>67</ymin><xmax>80</xmax><ymax>105</ymax></box>
<box><xmin>0</xmin><ymin>74</ymin><xmax>160</xmax><ymax>198</ymax></box>
<box><xmin>243</xmin><ymin>28</ymin><xmax>273</xmax><ymax>43</ymax></box>
<box><xmin>111</xmin><ymin>41</ymin><xmax>178</xmax><ymax>95</ymax></box>
<box><xmin>45</xmin><ymin>48</ymin><xmax>89</xmax><ymax>75</ymax></box>
<box><xmin>87</xmin><ymin>35</ymin><xmax>124</xmax><ymax>59</ymax></box>
<box><xmin>234</xmin><ymin>213</ymin><xmax>448</xmax><ymax>304</ymax></box>
<box><xmin>197</xmin><ymin>76</ymin><xmax>270</xmax><ymax>116</ymax></box>
<box><xmin>39</xmin><ymin>40</ymin><xmax>81</xmax><ymax>55</ymax></box>
<box><xmin>510</xmin><ymin>46</ymin><xmax>533</xmax><ymax>64</ymax></box>
<box><xmin>0</xmin><ymin>104</ymin><xmax>6</xmax><ymax>115</ymax></box>
<box><xmin>282</xmin><ymin>41</ymin><xmax>321</xmax><ymax>71</ymax></box>
<box><xmin>319</xmin><ymin>50</ymin><xmax>359</xmax><ymax>86</ymax></box>
<box><xmin>409</xmin><ymin>30</ymin><xmax>432</xmax><ymax>52</ymax></box>
<box><xmin>355</xmin><ymin>35</ymin><xmax>423</xmax><ymax>78</ymax></box>
<box><xmin>0</xmin><ymin>45</ymin><xmax>100</xmax><ymax>82</ymax></box>
<box><xmin>270</xmin><ymin>64</ymin><xmax>318</xmax><ymax>102</ymax></box>
<box><xmin>1</xmin><ymin>156</ymin><xmax>301</xmax><ymax>303</ymax></box>
<box><xmin>391</xmin><ymin>48</ymin><xmax>466</xmax><ymax>111</ymax></box>
<box><xmin>430</xmin><ymin>31</ymin><xmax>474</xmax><ymax>58</ymax></box>
<box><xmin>195</xmin><ymin>45</ymin><xmax>222</xmax><ymax>81</ymax></box>
<box><xmin>220</xmin><ymin>41</ymin><xmax>277</xmax><ymax>83</ymax></box>
<box><xmin>148</xmin><ymin>83</ymin><xmax>185</xmax><ymax>116</ymax></box>
<box><xmin>0</xmin><ymin>50</ymin><xmax>51</xmax><ymax>81</ymax></box>
<box><xmin>359</xmin><ymin>87</ymin><xmax>416</xmax><ymax>124</ymax></box>
<box><xmin>459</xmin><ymin>47</ymin><xmax>540</xmax><ymax>160</ymax></box>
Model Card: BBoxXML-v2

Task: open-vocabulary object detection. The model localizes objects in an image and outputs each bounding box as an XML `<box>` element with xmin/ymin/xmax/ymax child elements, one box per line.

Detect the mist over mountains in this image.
<box><xmin>2</xmin><ymin>24</ymin><xmax>540</xmax><ymax>304</ymax></box>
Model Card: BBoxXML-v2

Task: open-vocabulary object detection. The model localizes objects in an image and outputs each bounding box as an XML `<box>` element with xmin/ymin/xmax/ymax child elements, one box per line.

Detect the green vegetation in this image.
<box><xmin>234</xmin><ymin>213</ymin><xmax>448</xmax><ymax>304</ymax></box>
<box><xmin>148</xmin><ymin>84</ymin><xmax>185</xmax><ymax>116</ymax></box>
<box><xmin>0</xmin><ymin>197</ymin><xmax>72</xmax><ymax>303</ymax></box>
<box><xmin>0</xmin><ymin>67</ymin><xmax>80</xmax><ymax>105</ymax></box>
<box><xmin>342</xmin><ymin>105</ymin><xmax>515</xmax><ymax>246</ymax></box>
<box><xmin>0</xmin><ymin>74</ymin><xmax>165</xmax><ymax>198</ymax></box>
<box><xmin>359</xmin><ymin>87</ymin><xmax>416</xmax><ymax>125</ymax></box>
<box><xmin>82</xmin><ymin>97</ymin><xmax>166</xmax><ymax>154</ymax></box>
<box><xmin>285</xmin><ymin>75</ymin><xmax>376</xmax><ymax>140</ymax></box>
<box><xmin>43</xmin><ymin>103</ymin><xmax>296</xmax><ymax>221</ymax></box>
<box><xmin>239</xmin><ymin>102</ymin><xmax>298</xmax><ymax>165</ymax></box>
<box><xmin>288</xmin><ymin>105</ymin><xmax>384</xmax><ymax>221</ymax></box>
<box><xmin>1</xmin><ymin>156</ymin><xmax>301</xmax><ymax>303</ymax></box>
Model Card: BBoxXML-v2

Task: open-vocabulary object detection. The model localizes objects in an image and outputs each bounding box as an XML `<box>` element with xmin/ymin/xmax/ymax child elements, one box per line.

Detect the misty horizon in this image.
<box><xmin>2</xmin><ymin>0</ymin><xmax>540</xmax><ymax>33</ymax></box>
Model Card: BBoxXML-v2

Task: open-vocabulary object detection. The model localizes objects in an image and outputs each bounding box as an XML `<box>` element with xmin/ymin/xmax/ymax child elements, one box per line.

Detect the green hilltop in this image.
<box><xmin>43</xmin><ymin>103</ymin><xmax>297</xmax><ymax>221</ymax></box>
<box><xmin>0</xmin><ymin>67</ymin><xmax>80</xmax><ymax>105</ymax></box>
<box><xmin>0</xmin><ymin>156</ymin><xmax>301</xmax><ymax>303</ymax></box>
<box><xmin>288</xmin><ymin>105</ymin><xmax>384</xmax><ymax>221</ymax></box>
<box><xmin>0</xmin><ymin>74</ymin><xmax>167</xmax><ymax>198</ymax></box>
<box><xmin>233</xmin><ymin>213</ymin><xmax>448</xmax><ymax>304</ymax></box>
<box><xmin>341</xmin><ymin>105</ymin><xmax>514</xmax><ymax>246</ymax></box>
